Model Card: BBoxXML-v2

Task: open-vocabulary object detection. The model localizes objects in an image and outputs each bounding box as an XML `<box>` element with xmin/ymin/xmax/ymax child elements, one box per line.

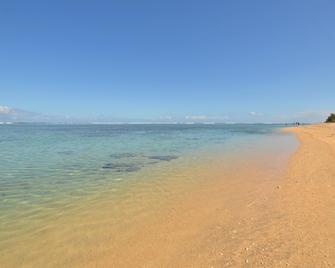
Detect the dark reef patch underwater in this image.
<box><xmin>102</xmin><ymin>154</ymin><xmax>179</xmax><ymax>173</ymax></box>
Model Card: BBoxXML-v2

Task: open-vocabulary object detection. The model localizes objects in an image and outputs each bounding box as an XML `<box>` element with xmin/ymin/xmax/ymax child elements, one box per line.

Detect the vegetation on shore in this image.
<box><xmin>325</xmin><ymin>113</ymin><xmax>335</xmax><ymax>123</ymax></box>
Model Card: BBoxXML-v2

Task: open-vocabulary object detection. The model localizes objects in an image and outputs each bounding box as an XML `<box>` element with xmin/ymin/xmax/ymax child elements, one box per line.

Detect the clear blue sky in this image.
<box><xmin>1</xmin><ymin>0</ymin><xmax>334</xmax><ymax>122</ymax></box>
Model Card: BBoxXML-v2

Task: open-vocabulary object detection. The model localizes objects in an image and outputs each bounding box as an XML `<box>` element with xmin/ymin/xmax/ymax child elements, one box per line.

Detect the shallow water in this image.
<box><xmin>0</xmin><ymin>124</ymin><xmax>297</xmax><ymax>267</ymax></box>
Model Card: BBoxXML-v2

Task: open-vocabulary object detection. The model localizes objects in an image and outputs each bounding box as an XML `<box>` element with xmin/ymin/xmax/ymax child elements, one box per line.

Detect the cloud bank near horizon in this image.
<box><xmin>0</xmin><ymin>105</ymin><xmax>332</xmax><ymax>124</ymax></box>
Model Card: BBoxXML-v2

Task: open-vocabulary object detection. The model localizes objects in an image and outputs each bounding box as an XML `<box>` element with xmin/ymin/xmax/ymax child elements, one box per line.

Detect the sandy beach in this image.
<box><xmin>221</xmin><ymin>123</ymin><xmax>335</xmax><ymax>267</ymax></box>
<box><xmin>229</xmin><ymin>123</ymin><xmax>335</xmax><ymax>267</ymax></box>
<box><xmin>2</xmin><ymin>124</ymin><xmax>335</xmax><ymax>267</ymax></box>
<box><xmin>272</xmin><ymin>124</ymin><xmax>335</xmax><ymax>266</ymax></box>
<box><xmin>103</xmin><ymin>123</ymin><xmax>335</xmax><ymax>267</ymax></box>
<box><xmin>3</xmin><ymin>0</ymin><xmax>335</xmax><ymax>266</ymax></box>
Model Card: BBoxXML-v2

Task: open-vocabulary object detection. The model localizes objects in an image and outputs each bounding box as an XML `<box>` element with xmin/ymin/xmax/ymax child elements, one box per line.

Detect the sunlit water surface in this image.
<box><xmin>0</xmin><ymin>124</ymin><xmax>297</xmax><ymax>267</ymax></box>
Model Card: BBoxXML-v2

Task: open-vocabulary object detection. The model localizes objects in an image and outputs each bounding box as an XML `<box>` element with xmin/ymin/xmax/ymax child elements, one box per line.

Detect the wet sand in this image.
<box><xmin>67</xmin><ymin>135</ymin><xmax>297</xmax><ymax>268</ymax></box>
<box><xmin>3</xmin><ymin>124</ymin><xmax>335</xmax><ymax>267</ymax></box>
<box><xmin>272</xmin><ymin>124</ymin><xmax>335</xmax><ymax>267</ymax></box>
<box><xmin>227</xmin><ymin>123</ymin><xmax>335</xmax><ymax>267</ymax></box>
<box><xmin>102</xmin><ymin>123</ymin><xmax>335</xmax><ymax>267</ymax></box>
<box><xmin>220</xmin><ymin>123</ymin><xmax>335</xmax><ymax>267</ymax></box>
<box><xmin>1</xmin><ymin>133</ymin><xmax>296</xmax><ymax>268</ymax></box>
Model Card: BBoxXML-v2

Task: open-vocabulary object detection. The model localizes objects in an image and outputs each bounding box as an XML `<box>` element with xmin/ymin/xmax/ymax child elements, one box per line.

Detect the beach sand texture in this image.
<box><xmin>273</xmin><ymin>124</ymin><xmax>335</xmax><ymax>267</ymax></box>
<box><xmin>235</xmin><ymin>123</ymin><xmax>335</xmax><ymax>267</ymax></box>
<box><xmin>91</xmin><ymin>124</ymin><xmax>335</xmax><ymax>267</ymax></box>
<box><xmin>106</xmin><ymin>123</ymin><xmax>335</xmax><ymax>267</ymax></box>
<box><xmin>2</xmin><ymin>124</ymin><xmax>335</xmax><ymax>267</ymax></box>
<box><xmin>229</xmin><ymin>124</ymin><xmax>335</xmax><ymax>267</ymax></box>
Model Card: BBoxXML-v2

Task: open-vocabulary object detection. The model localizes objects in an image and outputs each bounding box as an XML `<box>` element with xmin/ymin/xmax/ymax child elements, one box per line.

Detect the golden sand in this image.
<box><xmin>1</xmin><ymin>135</ymin><xmax>294</xmax><ymax>268</ymax></box>
<box><xmin>217</xmin><ymin>124</ymin><xmax>335</xmax><ymax>267</ymax></box>
<box><xmin>226</xmin><ymin>123</ymin><xmax>335</xmax><ymax>267</ymax></box>
<box><xmin>271</xmin><ymin>124</ymin><xmax>335</xmax><ymax>266</ymax></box>
<box><xmin>3</xmin><ymin>125</ymin><xmax>335</xmax><ymax>267</ymax></box>
<box><xmin>100</xmin><ymin>124</ymin><xmax>335</xmax><ymax>267</ymax></box>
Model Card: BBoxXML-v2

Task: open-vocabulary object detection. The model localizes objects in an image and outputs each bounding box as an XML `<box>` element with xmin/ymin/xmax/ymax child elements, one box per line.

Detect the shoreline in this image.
<box><xmin>236</xmin><ymin>123</ymin><xmax>335</xmax><ymax>266</ymax></box>
<box><xmin>3</xmin><ymin>124</ymin><xmax>335</xmax><ymax>267</ymax></box>
<box><xmin>276</xmin><ymin>124</ymin><xmax>335</xmax><ymax>266</ymax></box>
<box><xmin>196</xmin><ymin>123</ymin><xmax>335</xmax><ymax>267</ymax></box>
<box><xmin>1</xmin><ymin>128</ymin><xmax>296</xmax><ymax>268</ymax></box>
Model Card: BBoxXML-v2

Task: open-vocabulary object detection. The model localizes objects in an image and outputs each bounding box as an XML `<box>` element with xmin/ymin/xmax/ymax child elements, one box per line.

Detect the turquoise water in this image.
<box><xmin>0</xmin><ymin>124</ymin><xmax>283</xmax><ymax>196</ymax></box>
<box><xmin>0</xmin><ymin>124</ymin><xmax>288</xmax><ymax>210</ymax></box>
<box><xmin>0</xmin><ymin>123</ymin><xmax>297</xmax><ymax>267</ymax></box>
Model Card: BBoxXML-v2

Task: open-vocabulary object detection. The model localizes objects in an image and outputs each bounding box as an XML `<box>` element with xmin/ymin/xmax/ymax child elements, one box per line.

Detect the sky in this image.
<box><xmin>0</xmin><ymin>0</ymin><xmax>334</xmax><ymax>123</ymax></box>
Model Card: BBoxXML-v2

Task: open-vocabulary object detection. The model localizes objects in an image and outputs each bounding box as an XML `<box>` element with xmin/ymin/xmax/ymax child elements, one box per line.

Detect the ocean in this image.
<box><xmin>0</xmin><ymin>124</ymin><xmax>297</xmax><ymax>267</ymax></box>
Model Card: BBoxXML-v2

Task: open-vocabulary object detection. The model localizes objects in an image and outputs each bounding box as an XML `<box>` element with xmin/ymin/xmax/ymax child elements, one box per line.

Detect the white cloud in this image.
<box><xmin>273</xmin><ymin>110</ymin><xmax>333</xmax><ymax>123</ymax></box>
<box><xmin>182</xmin><ymin>115</ymin><xmax>231</xmax><ymax>123</ymax></box>
<box><xmin>0</xmin><ymin>106</ymin><xmax>12</xmax><ymax>114</ymax></box>
<box><xmin>159</xmin><ymin>115</ymin><xmax>173</xmax><ymax>121</ymax></box>
<box><xmin>248</xmin><ymin>111</ymin><xmax>262</xmax><ymax>117</ymax></box>
<box><xmin>185</xmin><ymin>115</ymin><xmax>208</xmax><ymax>120</ymax></box>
